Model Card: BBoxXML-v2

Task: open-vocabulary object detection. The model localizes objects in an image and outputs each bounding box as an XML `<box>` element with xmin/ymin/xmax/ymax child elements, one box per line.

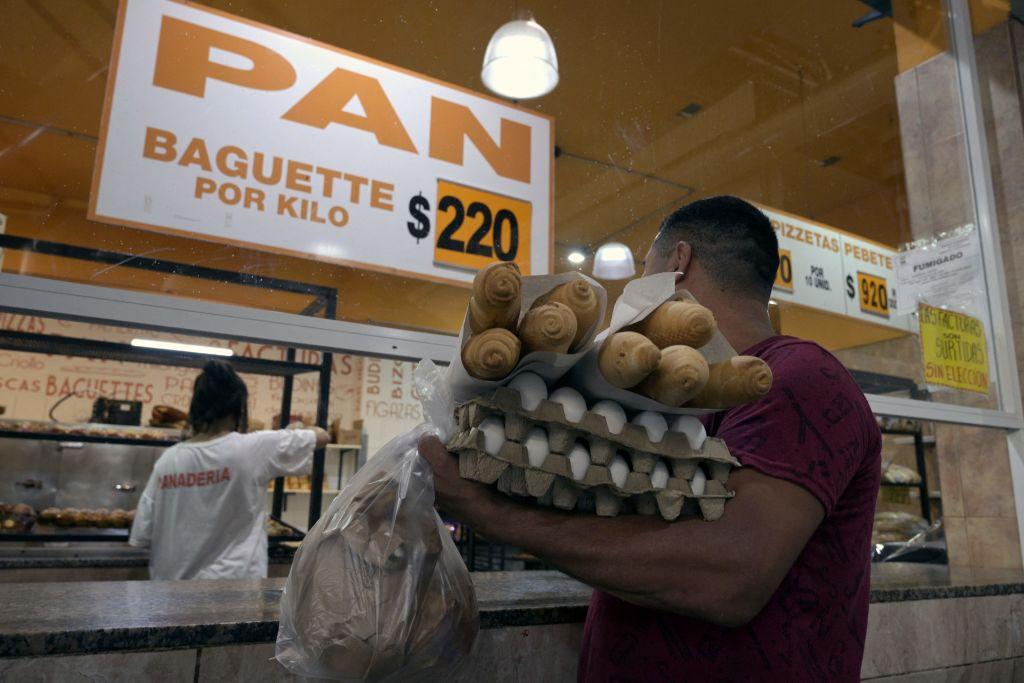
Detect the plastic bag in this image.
<box><xmin>275</xmin><ymin>360</ymin><xmax>478</xmax><ymax>681</ymax></box>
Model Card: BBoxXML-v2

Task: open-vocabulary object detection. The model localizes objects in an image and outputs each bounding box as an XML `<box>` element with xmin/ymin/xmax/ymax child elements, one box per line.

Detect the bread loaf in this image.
<box><xmin>151</xmin><ymin>405</ymin><xmax>187</xmax><ymax>424</ymax></box>
<box><xmin>469</xmin><ymin>262</ymin><xmax>522</xmax><ymax>333</ymax></box>
<box><xmin>635</xmin><ymin>345</ymin><xmax>710</xmax><ymax>406</ymax></box>
<box><xmin>518</xmin><ymin>302</ymin><xmax>577</xmax><ymax>355</ymax></box>
<box><xmin>627</xmin><ymin>300</ymin><xmax>716</xmax><ymax>349</ymax></box>
<box><xmin>598</xmin><ymin>332</ymin><xmax>662</xmax><ymax>388</ymax></box>
<box><xmin>533</xmin><ymin>278</ymin><xmax>599</xmax><ymax>349</ymax></box>
<box><xmin>461</xmin><ymin>328</ymin><xmax>521</xmax><ymax>380</ymax></box>
<box><xmin>688</xmin><ymin>355</ymin><xmax>773</xmax><ymax>408</ymax></box>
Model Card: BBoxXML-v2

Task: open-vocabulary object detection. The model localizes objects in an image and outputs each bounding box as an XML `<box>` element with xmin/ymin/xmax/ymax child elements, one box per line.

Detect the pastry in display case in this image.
<box><xmin>149</xmin><ymin>405</ymin><xmax>188</xmax><ymax>430</ymax></box>
<box><xmin>7</xmin><ymin>504</ymin><xmax>136</xmax><ymax>531</ymax></box>
<box><xmin>0</xmin><ymin>418</ymin><xmax>181</xmax><ymax>442</ymax></box>
<box><xmin>0</xmin><ymin>503</ymin><xmax>37</xmax><ymax>533</ymax></box>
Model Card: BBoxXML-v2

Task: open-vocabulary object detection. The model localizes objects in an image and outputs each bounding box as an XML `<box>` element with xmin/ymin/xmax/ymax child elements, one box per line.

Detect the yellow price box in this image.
<box><xmin>857</xmin><ymin>271</ymin><xmax>889</xmax><ymax>318</ymax></box>
<box><xmin>774</xmin><ymin>248</ymin><xmax>793</xmax><ymax>292</ymax></box>
<box><xmin>433</xmin><ymin>179</ymin><xmax>532</xmax><ymax>274</ymax></box>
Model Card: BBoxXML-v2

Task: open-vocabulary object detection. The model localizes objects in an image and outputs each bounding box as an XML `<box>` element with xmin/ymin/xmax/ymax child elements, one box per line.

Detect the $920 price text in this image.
<box><xmin>406</xmin><ymin>180</ymin><xmax>533</xmax><ymax>273</ymax></box>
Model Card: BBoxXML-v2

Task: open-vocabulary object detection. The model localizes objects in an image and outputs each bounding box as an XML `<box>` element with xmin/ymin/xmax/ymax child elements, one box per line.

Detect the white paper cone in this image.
<box><xmin>447</xmin><ymin>271</ymin><xmax>608</xmax><ymax>402</ymax></box>
<box><xmin>566</xmin><ymin>273</ymin><xmax>736</xmax><ymax>415</ymax></box>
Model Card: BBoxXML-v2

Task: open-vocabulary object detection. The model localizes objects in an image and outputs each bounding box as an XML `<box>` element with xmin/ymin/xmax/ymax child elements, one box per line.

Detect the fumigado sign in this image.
<box><xmin>762</xmin><ymin>207</ymin><xmax>911</xmax><ymax>332</ymax></box>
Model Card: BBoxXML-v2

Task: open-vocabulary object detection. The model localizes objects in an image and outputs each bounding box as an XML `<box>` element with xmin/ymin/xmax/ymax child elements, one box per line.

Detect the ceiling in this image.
<box><xmin>0</xmin><ymin>0</ymin><xmax>926</xmax><ymax>340</ymax></box>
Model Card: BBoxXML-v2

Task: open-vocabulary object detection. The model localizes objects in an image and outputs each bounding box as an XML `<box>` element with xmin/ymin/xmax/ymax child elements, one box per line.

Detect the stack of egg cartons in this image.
<box><xmin>447</xmin><ymin>373</ymin><xmax>739</xmax><ymax>521</ymax></box>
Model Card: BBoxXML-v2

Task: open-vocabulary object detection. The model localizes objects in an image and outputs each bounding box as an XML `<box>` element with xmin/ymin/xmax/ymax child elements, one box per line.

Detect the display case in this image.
<box><xmin>0</xmin><ymin>241</ymin><xmax>345</xmax><ymax>546</ymax></box>
<box><xmin>0</xmin><ymin>327</ymin><xmax>327</xmax><ymax>544</ymax></box>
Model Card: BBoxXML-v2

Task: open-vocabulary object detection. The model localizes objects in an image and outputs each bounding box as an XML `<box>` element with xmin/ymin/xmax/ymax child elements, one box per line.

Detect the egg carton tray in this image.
<box><xmin>454</xmin><ymin>386</ymin><xmax>740</xmax><ymax>472</ymax></box>
<box><xmin>447</xmin><ymin>428</ymin><xmax>734</xmax><ymax>522</ymax></box>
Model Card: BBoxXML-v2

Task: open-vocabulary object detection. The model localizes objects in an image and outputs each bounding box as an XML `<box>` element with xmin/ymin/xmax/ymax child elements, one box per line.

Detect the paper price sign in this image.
<box><xmin>857</xmin><ymin>271</ymin><xmax>890</xmax><ymax>318</ymax></box>
<box><xmin>918</xmin><ymin>303</ymin><xmax>989</xmax><ymax>394</ymax></box>
<box><xmin>774</xmin><ymin>248</ymin><xmax>794</xmax><ymax>292</ymax></box>
<box><xmin>427</xmin><ymin>179</ymin><xmax>533</xmax><ymax>274</ymax></box>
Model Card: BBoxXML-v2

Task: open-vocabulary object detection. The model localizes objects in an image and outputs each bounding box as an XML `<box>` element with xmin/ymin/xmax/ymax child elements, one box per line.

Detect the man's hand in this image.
<box><xmin>418</xmin><ymin>434</ymin><xmax>503</xmax><ymax>526</ymax></box>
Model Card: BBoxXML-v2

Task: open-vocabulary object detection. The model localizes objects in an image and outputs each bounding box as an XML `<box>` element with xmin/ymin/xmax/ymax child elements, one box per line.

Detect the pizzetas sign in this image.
<box><xmin>89</xmin><ymin>0</ymin><xmax>553</xmax><ymax>283</ymax></box>
<box><xmin>764</xmin><ymin>207</ymin><xmax>912</xmax><ymax>332</ymax></box>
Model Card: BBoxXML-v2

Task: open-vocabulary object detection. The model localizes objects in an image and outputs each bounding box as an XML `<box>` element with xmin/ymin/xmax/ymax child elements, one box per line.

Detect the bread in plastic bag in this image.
<box><xmin>275</xmin><ymin>360</ymin><xmax>478</xmax><ymax>681</ymax></box>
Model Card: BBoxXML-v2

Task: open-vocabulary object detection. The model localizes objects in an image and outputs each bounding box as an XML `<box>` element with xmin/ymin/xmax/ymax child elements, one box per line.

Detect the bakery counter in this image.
<box><xmin>0</xmin><ymin>567</ymin><xmax>1022</xmax><ymax>681</ymax></box>
<box><xmin>0</xmin><ymin>545</ymin><xmax>148</xmax><ymax>570</ymax></box>
<box><xmin>0</xmin><ymin>570</ymin><xmax>590</xmax><ymax>658</ymax></box>
<box><xmin>0</xmin><ymin>546</ymin><xmax>295</xmax><ymax>582</ymax></box>
<box><xmin>868</xmin><ymin>562</ymin><xmax>1024</xmax><ymax>602</ymax></box>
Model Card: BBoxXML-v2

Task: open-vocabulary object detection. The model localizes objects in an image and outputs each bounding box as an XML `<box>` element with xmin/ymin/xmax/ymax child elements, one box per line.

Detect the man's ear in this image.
<box><xmin>673</xmin><ymin>240</ymin><xmax>694</xmax><ymax>274</ymax></box>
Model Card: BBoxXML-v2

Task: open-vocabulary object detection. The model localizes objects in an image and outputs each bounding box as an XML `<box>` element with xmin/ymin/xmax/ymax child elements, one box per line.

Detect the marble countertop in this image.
<box><xmin>868</xmin><ymin>563</ymin><xmax>1024</xmax><ymax>602</ymax></box>
<box><xmin>0</xmin><ymin>571</ymin><xmax>589</xmax><ymax>658</ymax></box>
<box><xmin>0</xmin><ymin>565</ymin><xmax>1021</xmax><ymax>658</ymax></box>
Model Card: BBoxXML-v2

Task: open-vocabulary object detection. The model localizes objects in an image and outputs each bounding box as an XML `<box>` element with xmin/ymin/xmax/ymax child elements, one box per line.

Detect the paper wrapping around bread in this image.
<box><xmin>566</xmin><ymin>273</ymin><xmax>736</xmax><ymax>414</ymax></box>
<box><xmin>448</xmin><ymin>272</ymin><xmax>607</xmax><ymax>403</ymax></box>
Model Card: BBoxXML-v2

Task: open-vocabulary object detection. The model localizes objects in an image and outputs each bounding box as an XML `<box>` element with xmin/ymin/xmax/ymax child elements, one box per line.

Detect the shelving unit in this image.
<box><xmin>0</xmin><ymin>236</ymin><xmax>342</xmax><ymax>542</ymax></box>
<box><xmin>0</xmin><ymin>429</ymin><xmax>178</xmax><ymax>449</ymax></box>
<box><xmin>879</xmin><ymin>425</ymin><xmax>932</xmax><ymax>523</ymax></box>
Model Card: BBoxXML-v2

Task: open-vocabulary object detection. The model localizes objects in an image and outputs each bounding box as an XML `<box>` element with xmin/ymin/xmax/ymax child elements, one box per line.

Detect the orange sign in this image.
<box><xmin>857</xmin><ymin>271</ymin><xmax>890</xmax><ymax>318</ymax></box>
<box><xmin>774</xmin><ymin>248</ymin><xmax>793</xmax><ymax>292</ymax></box>
<box><xmin>433</xmin><ymin>180</ymin><xmax>532</xmax><ymax>274</ymax></box>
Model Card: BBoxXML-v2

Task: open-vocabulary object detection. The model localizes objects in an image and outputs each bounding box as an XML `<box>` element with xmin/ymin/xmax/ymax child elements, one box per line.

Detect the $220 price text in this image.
<box><xmin>406</xmin><ymin>179</ymin><xmax>533</xmax><ymax>273</ymax></box>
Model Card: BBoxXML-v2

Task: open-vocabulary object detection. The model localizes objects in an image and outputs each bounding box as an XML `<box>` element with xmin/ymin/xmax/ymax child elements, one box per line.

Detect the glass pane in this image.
<box><xmin>874</xmin><ymin>416</ymin><xmax>1021</xmax><ymax>570</ymax></box>
<box><xmin>968</xmin><ymin>0</ymin><xmax>1024</xmax><ymax>415</ymax></box>
<box><xmin>0</xmin><ymin>312</ymin><xmax>427</xmax><ymax>535</ymax></box>
<box><xmin>0</xmin><ymin>0</ymin><xmax>1009</xmax><ymax>409</ymax></box>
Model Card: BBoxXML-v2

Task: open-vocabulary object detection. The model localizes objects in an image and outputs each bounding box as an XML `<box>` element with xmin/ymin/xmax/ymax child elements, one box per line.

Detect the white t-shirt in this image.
<box><xmin>129</xmin><ymin>429</ymin><xmax>316</xmax><ymax>580</ymax></box>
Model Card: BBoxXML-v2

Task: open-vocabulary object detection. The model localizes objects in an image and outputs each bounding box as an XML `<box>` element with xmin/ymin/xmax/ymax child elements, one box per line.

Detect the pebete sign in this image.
<box><xmin>89</xmin><ymin>0</ymin><xmax>553</xmax><ymax>284</ymax></box>
<box><xmin>762</xmin><ymin>206</ymin><xmax>912</xmax><ymax>332</ymax></box>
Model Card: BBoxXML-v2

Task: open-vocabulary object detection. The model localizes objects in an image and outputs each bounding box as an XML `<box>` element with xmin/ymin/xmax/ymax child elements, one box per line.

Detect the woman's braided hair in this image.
<box><xmin>188</xmin><ymin>360</ymin><xmax>249</xmax><ymax>434</ymax></box>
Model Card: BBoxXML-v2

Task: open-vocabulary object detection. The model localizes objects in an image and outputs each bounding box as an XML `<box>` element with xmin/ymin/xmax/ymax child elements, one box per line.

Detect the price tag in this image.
<box><xmin>857</xmin><ymin>271</ymin><xmax>890</xmax><ymax>318</ymax></box>
<box><xmin>433</xmin><ymin>179</ymin><xmax>533</xmax><ymax>274</ymax></box>
<box><xmin>774</xmin><ymin>248</ymin><xmax>793</xmax><ymax>292</ymax></box>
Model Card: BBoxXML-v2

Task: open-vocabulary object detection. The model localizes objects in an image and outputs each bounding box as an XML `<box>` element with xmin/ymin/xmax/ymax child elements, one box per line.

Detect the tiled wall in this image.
<box><xmin>1</xmin><ymin>596</ymin><xmax>1020</xmax><ymax>681</ymax></box>
<box><xmin>935</xmin><ymin>424</ymin><xmax>1022</xmax><ymax>569</ymax></box>
<box><xmin>891</xmin><ymin>19</ymin><xmax>1024</xmax><ymax>571</ymax></box>
<box><xmin>861</xmin><ymin>593</ymin><xmax>1024</xmax><ymax>680</ymax></box>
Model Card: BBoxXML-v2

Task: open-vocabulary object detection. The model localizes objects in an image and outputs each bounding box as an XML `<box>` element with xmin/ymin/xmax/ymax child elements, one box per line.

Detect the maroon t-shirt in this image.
<box><xmin>578</xmin><ymin>336</ymin><xmax>881</xmax><ymax>682</ymax></box>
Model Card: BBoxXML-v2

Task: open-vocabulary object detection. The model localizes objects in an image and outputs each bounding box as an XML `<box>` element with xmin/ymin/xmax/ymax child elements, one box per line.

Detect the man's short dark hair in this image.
<box><xmin>654</xmin><ymin>196</ymin><xmax>778</xmax><ymax>300</ymax></box>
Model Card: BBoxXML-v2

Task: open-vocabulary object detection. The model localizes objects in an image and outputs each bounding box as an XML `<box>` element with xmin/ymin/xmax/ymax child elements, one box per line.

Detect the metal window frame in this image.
<box><xmin>0</xmin><ymin>273</ymin><xmax>457</xmax><ymax>365</ymax></box>
<box><xmin>946</xmin><ymin>0</ymin><xmax>1024</xmax><ymax>569</ymax></box>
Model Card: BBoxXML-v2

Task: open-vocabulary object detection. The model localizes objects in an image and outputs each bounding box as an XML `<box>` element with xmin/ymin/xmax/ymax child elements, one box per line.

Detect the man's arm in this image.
<box><xmin>420</xmin><ymin>435</ymin><xmax>824</xmax><ymax>627</ymax></box>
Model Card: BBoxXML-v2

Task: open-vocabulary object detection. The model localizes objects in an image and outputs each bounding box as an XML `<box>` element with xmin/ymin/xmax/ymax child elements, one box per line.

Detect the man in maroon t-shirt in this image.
<box><xmin>420</xmin><ymin>196</ymin><xmax>881</xmax><ymax>681</ymax></box>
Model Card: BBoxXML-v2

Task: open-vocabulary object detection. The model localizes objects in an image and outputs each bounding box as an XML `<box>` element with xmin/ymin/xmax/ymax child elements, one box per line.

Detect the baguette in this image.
<box><xmin>468</xmin><ymin>262</ymin><xmax>522</xmax><ymax>333</ymax></box>
<box><xmin>688</xmin><ymin>355</ymin><xmax>773</xmax><ymax>408</ymax></box>
<box><xmin>532</xmin><ymin>278</ymin><xmax>599</xmax><ymax>349</ymax></box>
<box><xmin>518</xmin><ymin>302</ymin><xmax>577</xmax><ymax>355</ymax></box>
<box><xmin>627</xmin><ymin>300</ymin><xmax>716</xmax><ymax>349</ymax></box>
<box><xmin>598</xmin><ymin>331</ymin><xmax>662</xmax><ymax>388</ymax></box>
<box><xmin>635</xmin><ymin>345</ymin><xmax>710</xmax><ymax>406</ymax></box>
<box><xmin>461</xmin><ymin>328</ymin><xmax>521</xmax><ymax>380</ymax></box>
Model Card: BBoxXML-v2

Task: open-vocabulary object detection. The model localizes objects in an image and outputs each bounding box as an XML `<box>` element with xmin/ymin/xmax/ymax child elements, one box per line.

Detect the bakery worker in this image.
<box><xmin>420</xmin><ymin>197</ymin><xmax>881</xmax><ymax>681</ymax></box>
<box><xmin>130</xmin><ymin>361</ymin><xmax>328</xmax><ymax>580</ymax></box>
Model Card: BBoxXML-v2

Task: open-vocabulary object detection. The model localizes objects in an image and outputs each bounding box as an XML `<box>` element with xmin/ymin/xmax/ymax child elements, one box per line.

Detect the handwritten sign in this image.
<box><xmin>918</xmin><ymin>303</ymin><xmax>990</xmax><ymax>394</ymax></box>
